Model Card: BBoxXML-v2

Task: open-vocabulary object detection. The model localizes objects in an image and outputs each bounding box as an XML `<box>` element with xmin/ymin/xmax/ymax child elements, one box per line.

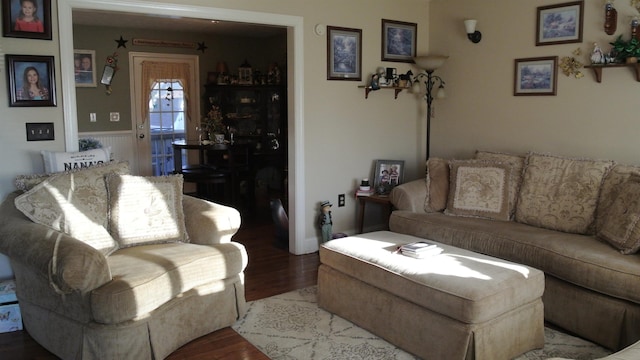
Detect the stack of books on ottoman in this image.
<box><xmin>398</xmin><ymin>241</ymin><xmax>443</xmax><ymax>258</ymax></box>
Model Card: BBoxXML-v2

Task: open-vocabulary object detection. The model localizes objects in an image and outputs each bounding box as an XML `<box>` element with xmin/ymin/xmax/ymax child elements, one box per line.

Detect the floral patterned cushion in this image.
<box><xmin>597</xmin><ymin>176</ymin><xmax>640</xmax><ymax>254</ymax></box>
<box><xmin>444</xmin><ymin>160</ymin><xmax>511</xmax><ymax>221</ymax></box>
<box><xmin>515</xmin><ymin>153</ymin><xmax>614</xmax><ymax>234</ymax></box>
<box><xmin>14</xmin><ymin>161</ymin><xmax>130</xmax><ymax>256</ymax></box>
<box><xmin>475</xmin><ymin>150</ymin><xmax>525</xmax><ymax>219</ymax></box>
<box><xmin>596</xmin><ymin>164</ymin><xmax>640</xmax><ymax>233</ymax></box>
<box><xmin>423</xmin><ymin>158</ymin><xmax>449</xmax><ymax>213</ymax></box>
<box><xmin>106</xmin><ymin>174</ymin><xmax>188</xmax><ymax>247</ymax></box>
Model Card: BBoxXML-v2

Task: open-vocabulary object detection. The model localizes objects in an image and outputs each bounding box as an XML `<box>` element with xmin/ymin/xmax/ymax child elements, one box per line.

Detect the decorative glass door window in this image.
<box><xmin>148</xmin><ymin>80</ymin><xmax>186</xmax><ymax>175</ymax></box>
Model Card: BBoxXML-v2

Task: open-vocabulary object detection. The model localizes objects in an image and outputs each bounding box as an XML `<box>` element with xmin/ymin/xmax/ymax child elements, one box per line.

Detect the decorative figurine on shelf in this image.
<box><xmin>590</xmin><ymin>42</ymin><xmax>605</xmax><ymax>64</ymax></box>
<box><xmin>319</xmin><ymin>201</ymin><xmax>333</xmax><ymax>243</ymax></box>
<box><xmin>370</xmin><ymin>73</ymin><xmax>380</xmax><ymax>90</ymax></box>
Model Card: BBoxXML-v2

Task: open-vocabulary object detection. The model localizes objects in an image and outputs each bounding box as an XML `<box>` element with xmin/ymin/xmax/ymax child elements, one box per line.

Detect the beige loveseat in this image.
<box><xmin>389</xmin><ymin>151</ymin><xmax>640</xmax><ymax>351</ymax></box>
<box><xmin>0</xmin><ymin>161</ymin><xmax>248</xmax><ymax>359</ymax></box>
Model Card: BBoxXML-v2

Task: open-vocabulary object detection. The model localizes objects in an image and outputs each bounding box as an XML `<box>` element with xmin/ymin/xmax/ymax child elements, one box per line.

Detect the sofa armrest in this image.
<box><xmin>183</xmin><ymin>195</ymin><xmax>241</xmax><ymax>245</ymax></box>
<box><xmin>0</xmin><ymin>191</ymin><xmax>112</xmax><ymax>295</ymax></box>
<box><xmin>389</xmin><ymin>179</ymin><xmax>427</xmax><ymax>212</ymax></box>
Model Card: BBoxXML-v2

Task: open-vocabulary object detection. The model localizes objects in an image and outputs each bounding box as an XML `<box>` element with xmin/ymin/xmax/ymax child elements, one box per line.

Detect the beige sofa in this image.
<box><xmin>388</xmin><ymin>151</ymin><xmax>640</xmax><ymax>351</ymax></box>
<box><xmin>0</xmin><ymin>161</ymin><xmax>248</xmax><ymax>359</ymax></box>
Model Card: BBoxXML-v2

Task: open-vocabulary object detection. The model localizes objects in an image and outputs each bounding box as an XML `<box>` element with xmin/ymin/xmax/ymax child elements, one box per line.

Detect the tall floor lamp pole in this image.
<box><xmin>413</xmin><ymin>56</ymin><xmax>448</xmax><ymax>160</ymax></box>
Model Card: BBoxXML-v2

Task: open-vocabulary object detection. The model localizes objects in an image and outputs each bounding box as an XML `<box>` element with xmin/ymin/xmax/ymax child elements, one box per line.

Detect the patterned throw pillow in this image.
<box><xmin>106</xmin><ymin>174</ymin><xmax>188</xmax><ymax>247</ymax></box>
<box><xmin>475</xmin><ymin>150</ymin><xmax>525</xmax><ymax>219</ymax></box>
<box><xmin>444</xmin><ymin>160</ymin><xmax>512</xmax><ymax>221</ymax></box>
<box><xmin>14</xmin><ymin>161</ymin><xmax>130</xmax><ymax>256</ymax></box>
<box><xmin>515</xmin><ymin>153</ymin><xmax>614</xmax><ymax>234</ymax></box>
<box><xmin>423</xmin><ymin>158</ymin><xmax>449</xmax><ymax>212</ymax></box>
<box><xmin>597</xmin><ymin>176</ymin><xmax>640</xmax><ymax>254</ymax></box>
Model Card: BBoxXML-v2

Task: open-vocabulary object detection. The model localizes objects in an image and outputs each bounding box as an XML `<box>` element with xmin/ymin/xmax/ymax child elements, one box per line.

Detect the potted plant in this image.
<box><xmin>610</xmin><ymin>35</ymin><xmax>640</xmax><ymax>63</ymax></box>
<box><xmin>201</xmin><ymin>105</ymin><xmax>226</xmax><ymax>144</ymax></box>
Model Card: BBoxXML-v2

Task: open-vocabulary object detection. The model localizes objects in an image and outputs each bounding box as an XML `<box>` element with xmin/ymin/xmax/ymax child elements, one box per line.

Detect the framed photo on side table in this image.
<box><xmin>327</xmin><ymin>26</ymin><xmax>362</xmax><ymax>81</ymax></box>
<box><xmin>6</xmin><ymin>54</ymin><xmax>56</xmax><ymax>107</ymax></box>
<box><xmin>2</xmin><ymin>0</ymin><xmax>52</xmax><ymax>40</ymax></box>
<box><xmin>514</xmin><ymin>56</ymin><xmax>558</xmax><ymax>96</ymax></box>
<box><xmin>381</xmin><ymin>19</ymin><xmax>417</xmax><ymax>62</ymax></box>
<box><xmin>373</xmin><ymin>159</ymin><xmax>405</xmax><ymax>195</ymax></box>
<box><xmin>536</xmin><ymin>1</ymin><xmax>583</xmax><ymax>46</ymax></box>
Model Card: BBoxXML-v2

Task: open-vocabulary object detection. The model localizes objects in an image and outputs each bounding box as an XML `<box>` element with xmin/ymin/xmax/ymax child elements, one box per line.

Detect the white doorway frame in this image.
<box><xmin>57</xmin><ymin>0</ymin><xmax>306</xmax><ymax>254</ymax></box>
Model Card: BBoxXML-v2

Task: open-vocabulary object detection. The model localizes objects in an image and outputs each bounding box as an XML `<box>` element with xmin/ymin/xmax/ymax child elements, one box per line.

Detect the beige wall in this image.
<box><xmin>0</xmin><ymin>0</ymin><xmax>430</xmax><ymax>278</ymax></box>
<box><xmin>430</xmin><ymin>0</ymin><xmax>640</xmax><ymax>164</ymax></box>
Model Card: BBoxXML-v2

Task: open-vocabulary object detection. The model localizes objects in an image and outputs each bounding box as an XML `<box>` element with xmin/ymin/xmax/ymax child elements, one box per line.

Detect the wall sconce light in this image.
<box><xmin>464</xmin><ymin>19</ymin><xmax>482</xmax><ymax>43</ymax></box>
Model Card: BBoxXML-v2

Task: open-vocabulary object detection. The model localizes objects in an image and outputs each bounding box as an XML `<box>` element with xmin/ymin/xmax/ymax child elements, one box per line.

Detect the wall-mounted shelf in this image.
<box><xmin>357</xmin><ymin>85</ymin><xmax>408</xmax><ymax>99</ymax></box>
<box><xmin>583</xmin><ymin>63</ymin><xmax>640</xmax><ymax>83</ymax></box>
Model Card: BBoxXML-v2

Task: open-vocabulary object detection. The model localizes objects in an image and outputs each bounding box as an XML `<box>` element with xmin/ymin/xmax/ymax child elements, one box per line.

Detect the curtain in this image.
<box><xmin>140</xmin><ymin>61</ymin><xmax>191</xmax><ymax>124</ymax></box>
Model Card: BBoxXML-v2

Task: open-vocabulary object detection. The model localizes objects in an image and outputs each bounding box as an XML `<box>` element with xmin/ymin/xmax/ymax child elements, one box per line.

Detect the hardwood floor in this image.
<box><xmin>0</xmin><ymin>217</ymin><xmax>320</xmax><ymax>359</ymax></box>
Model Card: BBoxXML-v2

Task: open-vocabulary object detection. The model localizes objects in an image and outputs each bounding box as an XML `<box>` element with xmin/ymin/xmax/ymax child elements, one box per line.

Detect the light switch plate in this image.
<box><xmin>26</xmin><ymin>122</ymin><xmax>55</xmax><ymax>141</ymax></box>
<box><xmin>110</xmin><ymin>112</ymin><xmax>120</xmax><ymax>122</ymax></box>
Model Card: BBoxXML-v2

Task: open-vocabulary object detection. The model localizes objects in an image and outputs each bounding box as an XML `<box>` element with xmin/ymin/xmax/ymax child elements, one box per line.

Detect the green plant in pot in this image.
<box><xmin>610</xmin><ymin>35</ymin><xmax>640</xmax><ymax>63</ymax></box>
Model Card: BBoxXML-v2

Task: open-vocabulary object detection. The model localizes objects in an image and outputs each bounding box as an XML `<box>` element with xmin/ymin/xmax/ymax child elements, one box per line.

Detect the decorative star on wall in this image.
<box><xmin>115</xmin><ymin>36</ymin><xmax>128</xmax><ymax>48</ymax></box>
<box><xmin>197</xmin><ymin>42</ymin><xmax>207</xmax><ymax>53</ymax></box>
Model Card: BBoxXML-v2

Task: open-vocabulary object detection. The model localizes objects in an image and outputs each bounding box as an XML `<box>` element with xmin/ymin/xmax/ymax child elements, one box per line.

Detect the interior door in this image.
<box><xmin>130</xmin><ymin>52</ymin><xmax>199</xmax><ymax>176</ymax></box>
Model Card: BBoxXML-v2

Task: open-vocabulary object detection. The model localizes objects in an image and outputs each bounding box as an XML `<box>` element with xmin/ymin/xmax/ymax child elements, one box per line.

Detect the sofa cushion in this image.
<box><xmin>106</xmin><ymin>174</ymin><xmax>188</xmax><ymax>247</ymax></box>
<box><xmin>424</xmin><ymin>158</ymin><xmax>449</xmax><ymax>212</ymax></box>
<box><xmin>597</xmin><ymin>176</ymin><xmax>640</xmax><ymax>254</ymax></box>
<box><xmin>475</xmin><ymin>150</ymin><xmax>525</xmax><ymax>219</ymax></box>
<box><xmin>515</xmin><ymin>153</ymin><xmax>614</xmax><ymax>234</ymax></box>
<box><xmin>92</xmin><ymin>242</ymin><xmax>247</xmax><ymax>324</ymax></box>
<box><xmin>42</xmin><ymin>147</ymin><xmax>111</xmax><ymax>173</ymax></box>
<box><xmin>597</xmin><ymin>164</ymin><xmax>640</xmax><ymax>233</ymax></box>
<box><xmin>444</xmin><ymin>160</ymin><xmax>511</xmax><ymax>221</ymax></box>
<box><xmin>14</xmin><ymin>161</ymin><xmax>130</xmax><ymax>256</ymax></box>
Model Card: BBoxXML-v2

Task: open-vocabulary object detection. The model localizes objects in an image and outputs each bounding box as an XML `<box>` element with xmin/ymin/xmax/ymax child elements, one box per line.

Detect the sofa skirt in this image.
<box><xmin>19</xmin><ymin>276</ymin><xmax>246</xmax><ymax>360</ymax></box>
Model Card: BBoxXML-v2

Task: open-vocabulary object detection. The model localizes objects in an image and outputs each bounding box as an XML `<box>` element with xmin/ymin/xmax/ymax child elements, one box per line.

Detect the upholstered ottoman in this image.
<box><xmin>317</xmin><ymin>231</ymin><xmax>545</xmax><ymax>360</ymax></box>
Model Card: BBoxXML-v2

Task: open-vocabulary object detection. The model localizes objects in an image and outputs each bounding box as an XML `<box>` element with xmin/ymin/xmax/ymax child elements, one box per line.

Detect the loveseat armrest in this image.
<box><xmin>183</xmin><ymin>195</ymin><xmax>241</xmax><ymax>245</ymax></box>
<box><xmin>0</xmin><ymin>191</ymin><xmax>112</xmax><ymax>294</ymax></box>
<box><xmin>389</xmin><ymin>179</ymin><xmax>427</xmax><ymax>212</ymax></box>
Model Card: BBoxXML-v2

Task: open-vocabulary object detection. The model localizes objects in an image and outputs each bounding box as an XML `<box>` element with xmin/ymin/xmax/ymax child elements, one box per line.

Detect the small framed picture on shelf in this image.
<box><xmin>373</xmin><ymin>159</ymin><xmax>405</xmax><ymax>195</ymax></box>
<box><xmin>327</xmin><ymin>25</ymin><xmax>362</xmax><ymax>81</ymax></box>
<box><xmin>514</xmin><ymin>56</ymin><xmax>558</xmax><ymax>96</ymax></box>
<box><xmin>536</xmin><ymin>1</ymin><xmax>583</xmax><ymax>46</ymax></box>
<box><xmin>381</xmin><ymin>19</ymin><xmax>417</xmax><ymax>63</ymax></box>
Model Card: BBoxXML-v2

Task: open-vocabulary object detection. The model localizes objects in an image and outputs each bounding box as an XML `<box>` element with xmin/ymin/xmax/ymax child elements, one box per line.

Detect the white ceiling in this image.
<box><xmin>72</xmin><ymin>9</ymin><xmax>285</xmax><ymax>38</ymax></box>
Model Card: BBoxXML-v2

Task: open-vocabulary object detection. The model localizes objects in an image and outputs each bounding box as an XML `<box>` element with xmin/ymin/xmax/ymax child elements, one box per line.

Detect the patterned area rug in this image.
<box><xmin>232</xmin><ymin>286</ymin><xmax>612</xmax><ymax>360</ymax></box>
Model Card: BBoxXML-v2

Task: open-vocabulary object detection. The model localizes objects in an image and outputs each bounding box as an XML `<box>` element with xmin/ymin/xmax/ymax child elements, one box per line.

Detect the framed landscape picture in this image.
<box><xmin>373</xmin><ymin>159</ymin><xmax>405</xmax><ymax>195</ymax></box>
<box><xmin>6</xmin><ymin>54</ymin><xmax>56</xmax><ymax>107</ymax></box>
<box><xmin>327</xmin><ymin>26</ymin><xmax>362</xmax><ymax>81</ymax></box>
<box><xmin>514</xmin><ymin>56</ymin><xmax>558</xmax><ymax>96</ymax></box>
<box><xmin>381</xmin><ymin>19</ymin><xmax>417</xmax><ymax>62</ymax></box>
<box><xmin>2</xmin><ymin>0</ymin><xmax>52</xmax><ymax>40</ymax></box>
<box><xmin>536</xmin><ymin>1</ymin><xmax>583</xmax><ymax>46</ymax></box>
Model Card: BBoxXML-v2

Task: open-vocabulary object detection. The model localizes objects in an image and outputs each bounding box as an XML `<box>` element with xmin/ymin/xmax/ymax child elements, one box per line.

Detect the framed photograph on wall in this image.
<box><xmin>6</xmin><ymin>54</ymin><xmax>56</xmax><ymax>107</ymax></box>
<box><xmin>514</xmin><ymin>56</ymin><xmax>558</xmax><ymax>96</ymax></box>
<box><xmin>2</xmin><ymin>0</ymin><xmax>52</xmax><ymax>40</ymax></box>
<box><xmin>373</xmin><ymin>159</ymin><xmax>405</xmax><ymax>195</ymax></box>
<box><xmin>536</xmin><ymin>1</ymin><xmax>583</xmax><ymax>46</ymax></box>
<box><xmin>327</xmin><ymin>26</ymin><xmax>362</xmax><ymax>81</ymax></box>
<box><xmin>74</xmin><ymin>49</ymin><xmax>97</xmax><ymax>87</ymax></box>
<box><xmin>381</xmin><ymin>19</ymin><xmax>417</xmax><ymax>62</ymax></box>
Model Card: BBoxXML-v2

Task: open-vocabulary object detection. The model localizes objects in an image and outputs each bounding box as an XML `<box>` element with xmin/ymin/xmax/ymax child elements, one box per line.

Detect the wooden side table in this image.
<box><xmin>357</xmin><ymin>194</ymin><xmax>393</xmax><ymax>233</ymax></box>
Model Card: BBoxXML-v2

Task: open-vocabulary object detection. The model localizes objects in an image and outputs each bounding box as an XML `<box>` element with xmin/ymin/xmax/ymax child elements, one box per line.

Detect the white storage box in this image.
<box><xmin>0</xmin><ymin>280</ymin><xmax>23</xmax><ymax>333</ymax></box>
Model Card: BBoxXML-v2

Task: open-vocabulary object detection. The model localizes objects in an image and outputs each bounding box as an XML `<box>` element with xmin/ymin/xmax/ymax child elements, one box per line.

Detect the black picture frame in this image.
<box><xmin>536</xmin><ymin>1</ymin><xmax>583</xmax><ymax>46</ymax></box>
<box><xmin>327</xmin><ymin>26</ymin><xmax>362</xmax><ymax>81</ymax></box>
<box><xmin>6</xmin><ymin>54</ymin><xmax>56</xmax><ymax>107</ymax></box>
<box><xmin>381</xmin><ymin>19</ymin><xmax>417</xmax><ymax>63</ymax></box>
<box><xmin>2</xmin><ymin>0</ymin><xmax>52</xmax><ymax>40</ymax></box>
<box><xmin>373</xmin><ymin>159</ymin><xmax>405</xmax><ymax>195</ymax></box>
<box><xmin>514</xmin><ymin>56</ymin><xmax>558</xmax><ymax>96</ymax></box>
